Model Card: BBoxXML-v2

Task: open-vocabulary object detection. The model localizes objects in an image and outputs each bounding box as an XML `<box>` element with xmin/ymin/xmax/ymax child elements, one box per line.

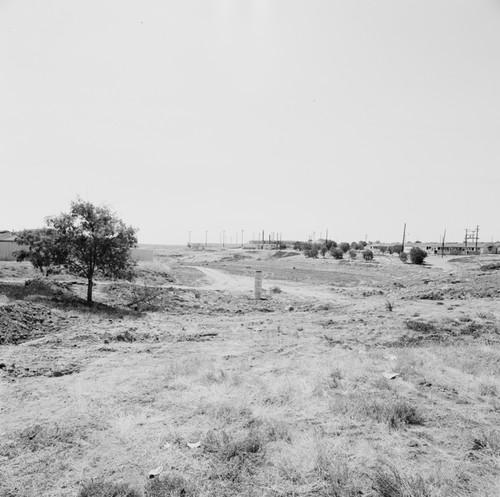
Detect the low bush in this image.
<box><xmin>330</xmin><ymin>247</ymin><xmax>344</xmax><ymax>260</ymax></box>
<box><xmin>348</xmin><ymin>249</ymin><xmax>357</xmax><ymax>259</ymax></box>
<box><xmin>399</xmin><ymin>252</ymin><xmax>408</xmax><ymax>263</ymax></box>
<box><xmin>409</xmin><ymin>247</ymin><xmax>427</xmax><ymax>265</ymax></box>
<box><xmin>362</xmin><ymin>249</ymin><xmax>373</xmax><ymax>261</ymax></box>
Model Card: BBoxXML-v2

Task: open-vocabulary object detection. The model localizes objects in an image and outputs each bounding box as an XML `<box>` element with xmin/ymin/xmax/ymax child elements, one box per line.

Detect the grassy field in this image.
<box><xmin>1</xmin><ymin>249</ymin><xmax>500</xmax><ymax>496</ymax></box>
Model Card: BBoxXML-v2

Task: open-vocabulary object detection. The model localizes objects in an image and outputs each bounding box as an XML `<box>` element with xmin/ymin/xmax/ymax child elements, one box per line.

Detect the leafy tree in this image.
<box><xmin>349</xmin><ymin>249</ymin><xmax>357</xmax><ymax>259</ymax></box>
<box><xmin>304</xmin><ymin>243</ymin><xmax>319</xmax><ymax>258</ymax></box>
<box><xmin>409</xmin><ymin>247</ymin><xmax>427</xmax><ymax>265</ymax></box>
<box><xmin>320</xmin><ymin>245</ymin><xmax>329</xmax><ymax>258</ymax></box>
<box><xmin>350</xmin><ymin>242</ymin><xmax>359</xmax><ymax>250</ymax></box>
<box><xmin>16</xmin><ymin>199</ymin><xmax>137</xmax><ymax>305</ymax></box>
<box><xmin>358</xmin><ymin>241</ymin><xmax>367</xmax><ymax>248</ymax></box>
<box><xmin>330</xmin><ymin>247</ymin><xmax>344</xmax><ymax>259</ymax></box>
<box><xmin>362</xmin><ymin>249</ymin><xmax>373</xmax><ymax>261</ymax></box>
<box><xmin>293</xmin><ymin>241</ymin><xmax>303</xmax><ymax>251</ymax></box>
<box><xmin>339</xmin><ymin>242</ymin><xmax>350</xmax><ymax>253</ymax></box>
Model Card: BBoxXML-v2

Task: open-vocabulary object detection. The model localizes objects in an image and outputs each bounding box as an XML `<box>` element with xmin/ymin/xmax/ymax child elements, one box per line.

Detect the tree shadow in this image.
<box><xmin>0</xmin><ymin>280</ymin><xmax>142</xmax><ymax>318</ymax></box>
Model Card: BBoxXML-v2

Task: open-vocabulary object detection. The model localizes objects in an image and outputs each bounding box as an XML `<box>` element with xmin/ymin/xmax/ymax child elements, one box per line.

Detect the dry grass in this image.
<box><xmin>2</xmin><ymin>256</ymin><xmax>500</xmax><ymax>496</ymax></box>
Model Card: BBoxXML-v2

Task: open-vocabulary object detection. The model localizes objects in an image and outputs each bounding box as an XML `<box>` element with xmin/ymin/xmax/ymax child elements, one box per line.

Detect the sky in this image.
<box><xmin>1</xmin><ymin>0</ymin><xmax>500</xmax><ymax>245</ymax></box>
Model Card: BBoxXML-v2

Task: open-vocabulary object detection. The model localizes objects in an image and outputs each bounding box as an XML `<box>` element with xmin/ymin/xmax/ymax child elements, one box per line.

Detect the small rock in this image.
<box><xmin>382</xmin><ymin>372</ymin><xmax>400</xmax><ymax>380</ymax></box>
<box><xmin>148</xmin><ymin>465</ymin><xmax>163</xmax><ymax>479</ymax></box>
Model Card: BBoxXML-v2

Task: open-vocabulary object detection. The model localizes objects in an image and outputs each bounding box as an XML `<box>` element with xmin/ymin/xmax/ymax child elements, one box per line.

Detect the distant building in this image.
<box><xmin>368</xmin><ymin>241</ymin><xmax>496</xmax><ymax>256</ymax></box>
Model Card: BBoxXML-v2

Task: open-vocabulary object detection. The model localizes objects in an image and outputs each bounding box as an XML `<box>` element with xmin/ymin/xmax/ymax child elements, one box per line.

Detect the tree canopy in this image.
<box><xmin>15</xmin><ymin>199</ymin><xmax>137</xmax><ymax>305</ymax></box>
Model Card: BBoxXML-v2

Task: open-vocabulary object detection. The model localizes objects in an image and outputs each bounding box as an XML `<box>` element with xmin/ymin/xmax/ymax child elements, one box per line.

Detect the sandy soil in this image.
<box><xmin>1</xmin><ymin>249</ymin><xmax>500</xmax><ymax>496</ymax></box>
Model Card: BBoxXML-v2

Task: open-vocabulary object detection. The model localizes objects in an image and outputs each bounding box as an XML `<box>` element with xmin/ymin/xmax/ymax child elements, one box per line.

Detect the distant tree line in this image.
<box><xmin>292</xmin><ymin>240</ymin><xmax>374</xmax><ymax>261</ymax></box>
<box><xmin>292</xmin><ymin>240</ymin><xmax>429</xmax><ymax>265</ymax></box>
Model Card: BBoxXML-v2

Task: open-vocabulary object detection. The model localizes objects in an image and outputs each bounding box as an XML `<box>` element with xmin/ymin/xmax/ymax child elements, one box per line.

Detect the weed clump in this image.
<box><xmin>203</xmin><ymin>429</ymin><xmax>264</xmax><ymax>461</ymax></box>
<box><xmin>371</xmin><ymin>462</ymin><xmax>431</xmax><ymax>497</ymax></box>
<box><xmin>386</xmin><ymin>401</ymin><xmax>425</xmax><ymax>429</ymax></box>
<box><xmin>405</xmin><ymin>320</ymin><xmax>436</xmax><ymax>333</ymax></box>
<box><xmin>338</xmin><ymin>395</ymin><xmax>424</xmax><ymax>430</ymax></box>
<box><xmin>145</xmin><ymin>475</ymin><xmax>198</xmax><ymax>497</ymax></box>
<box><xmin>78</xmin><ymin>481</ymin><xmax>141</xmax><ymax>497</ymax></box>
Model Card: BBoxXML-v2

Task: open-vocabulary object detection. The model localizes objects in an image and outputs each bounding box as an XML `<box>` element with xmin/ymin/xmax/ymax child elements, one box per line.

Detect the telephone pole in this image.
<box><xmin>401</xmin><ymin>223</ymin><xmax>406</xmax><ymax>252</ymax></box>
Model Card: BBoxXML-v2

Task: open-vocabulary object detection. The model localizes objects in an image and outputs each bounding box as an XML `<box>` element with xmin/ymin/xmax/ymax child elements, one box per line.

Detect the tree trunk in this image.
<box><xmin>87</xmin><ymin>278</ymin><xmax>93</xmax><ymax>306</ymax></box>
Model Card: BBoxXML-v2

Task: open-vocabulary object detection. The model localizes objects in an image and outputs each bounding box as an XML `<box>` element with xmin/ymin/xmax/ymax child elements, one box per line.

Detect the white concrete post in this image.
<box><xmin>254</xmin><ymin>271</ymin><xmax>262</xmax><ymax>300</ymax></box>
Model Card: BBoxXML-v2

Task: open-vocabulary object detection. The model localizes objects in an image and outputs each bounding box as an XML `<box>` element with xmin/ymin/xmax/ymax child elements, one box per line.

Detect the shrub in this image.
<box><xmin>399</xmin><ymin>252</ymin><xmax>408</xmax><ymax>263</ymax></box>
<box><xmin>350</xmin><ymin>242</ymin><xmax>359</xmax><ymax>250</ymax></box>
<box><xmin>330</xmin><ymin>247</ymin><xmax>344</xmax><ymax>259</ymax></box>
<box><xmin>362</xmin><ymin>249</ymin><xmax>373</xmax><ymax>261</ymax></box>
<box><xmin>349</xmin><ymin>249</ymin><xmax>357</xmax><ymax>259</ymax></box>
<box><xmin>301</xmin><ymin>242</ymin><xmax>320</xmax><ymax>258</ymax></box>
<box><xmin>379</xmin><ymin>246</ymin><xmax>388</xmax><ymax>254</ymax></box>
<box><xmin>339</xmin><ymin>242</ymin><xmax>350</xmax><ymax>253</ymax></box>
<box><xmin>325</xmin><ymin>240</ymin><xmax>336</xmax><ymax>250</ymax></box>
<box><xmin>409</xmin><ymin>247</ymin><xmax>427</xmax><ymax>265</ymax></box>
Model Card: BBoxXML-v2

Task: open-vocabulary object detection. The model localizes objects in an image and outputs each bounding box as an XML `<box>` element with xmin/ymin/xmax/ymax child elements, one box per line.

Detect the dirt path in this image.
<box><xmin>191</xmin><ymin>266</ymin><xmax>345</xmax><ymax>302</ymax></box>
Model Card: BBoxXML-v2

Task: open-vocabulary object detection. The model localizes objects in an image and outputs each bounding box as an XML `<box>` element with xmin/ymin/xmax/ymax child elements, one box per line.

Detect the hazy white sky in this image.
<box><xmin>1</xmin><ymin>1</ymin><xmax>499</xmax><ymax>244</ymax></box>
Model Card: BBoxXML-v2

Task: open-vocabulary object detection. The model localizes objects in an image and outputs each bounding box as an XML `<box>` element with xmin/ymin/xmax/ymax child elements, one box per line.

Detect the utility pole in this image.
<box><xmin>401</xmin><ymin>223</ymin><xmax>406</xmax><ymax>252</ymax></box>
<box><xmin>464</xmin><ymin>226</ymin><xmax>479</xmax><ymax>254</ymax></box>
<box><xmin>188</xmin><ymin>231</ymin><xmax>191</xmax><ymax>247</ymax></box>
<box><xmin>441</xmin><ymin>229</ymin><xmax>446</xmax><ymax>258</ymax></box>
<box><xmin>241</xmin><ymin>229</ymin><xmax>244</xmax><ymax>248</ymax></box>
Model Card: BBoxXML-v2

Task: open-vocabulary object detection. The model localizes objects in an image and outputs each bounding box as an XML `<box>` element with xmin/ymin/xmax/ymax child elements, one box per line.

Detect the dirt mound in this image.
<box><xmin>480</xmin><ymin>262</ymin><xmax>500</xmax><ymax>271</ymax></box>
<box><xmin>220</xmin><ymin>253</ymin><xmax>251</xmax><ymax>262</ymax></box>
<box><xmin>271</xmin><ymin>251</ymin><xmax>300</xmax><ymax>259</ymax></box>
<box><xmin>0</xmin><ymin>302</ymin><xmax>64</xmax><ymax>345</ymax></box>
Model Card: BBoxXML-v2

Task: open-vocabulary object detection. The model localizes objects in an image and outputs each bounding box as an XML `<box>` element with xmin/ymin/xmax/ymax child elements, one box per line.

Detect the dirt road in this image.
<box><xmin>191</xmin><ymin>266</ymin><xmax>346</xmax><ymax>302</ymax></box>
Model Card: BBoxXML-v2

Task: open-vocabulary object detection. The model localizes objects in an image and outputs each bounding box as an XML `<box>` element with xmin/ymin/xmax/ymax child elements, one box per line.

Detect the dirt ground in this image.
<box><xmin>1</xmin><ymin>248</ymin><xmax>500</xmax><ymax>496</ymax></box>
